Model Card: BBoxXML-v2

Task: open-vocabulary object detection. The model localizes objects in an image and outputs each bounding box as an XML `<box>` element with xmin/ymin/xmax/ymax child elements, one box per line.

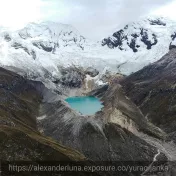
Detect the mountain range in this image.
<box><xmin>0</xmin><ymin>17</ymin><xmax>176</xmax><ymax>84</ymax></box>
<box><xmin>1</xmin><ymin>16</ymin><xmax>176</xmax><ymax>175</ymax></box>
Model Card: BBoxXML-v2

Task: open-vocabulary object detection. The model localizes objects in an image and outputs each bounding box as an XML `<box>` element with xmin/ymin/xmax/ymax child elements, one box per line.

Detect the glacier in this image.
<box><xmin>0</xmin><ymin>16</ymin><xmax>176</xmax><ymax>89</ymax></box>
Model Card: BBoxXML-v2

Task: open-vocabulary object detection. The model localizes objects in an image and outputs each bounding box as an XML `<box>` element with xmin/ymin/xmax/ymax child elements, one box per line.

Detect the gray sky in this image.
<box><xmin>0</xmin><ymin>0</ymin><xmax>175</xmax><ymax>39</ymax></box>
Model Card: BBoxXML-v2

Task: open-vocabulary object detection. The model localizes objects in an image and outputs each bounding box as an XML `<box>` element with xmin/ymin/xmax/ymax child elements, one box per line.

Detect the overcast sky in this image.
<box><xmin>0</xmin><ymin>0</ymin><xmax>176</xmax><ymax>39</ymax></box>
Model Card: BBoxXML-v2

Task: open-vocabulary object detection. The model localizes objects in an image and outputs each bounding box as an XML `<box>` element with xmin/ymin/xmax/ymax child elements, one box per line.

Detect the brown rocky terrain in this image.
<box><xmin>1</xmin><ymin>58</ymin><xmax>175</xmax><ymax>175</ymax></box>
<box><xmin>39</xmin><ymin>74</ymin><xmax>165</xmax><ymax>163</ymax></box>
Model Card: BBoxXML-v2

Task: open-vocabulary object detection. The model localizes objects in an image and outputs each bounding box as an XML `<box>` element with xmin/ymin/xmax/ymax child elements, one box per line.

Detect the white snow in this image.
<box><xmin>0</xmin><ymin>16</ymin><xmax>175</xmax><ymax>87</ymax></box>
<box><xmin>37</xmin><ymin>115</ymin><xmax>47</xmax><ymax>120</ymax></box>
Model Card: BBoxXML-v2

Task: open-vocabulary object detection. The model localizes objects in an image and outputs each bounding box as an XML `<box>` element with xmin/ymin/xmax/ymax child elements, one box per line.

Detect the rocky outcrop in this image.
<box><xmin>88</xmin><ymin>84</ymin><xmax>109</xmax><ymax>98</ymax></box>
<box><xmin>102</xmin><ymin>29</ymin><xmax>126</xmax><ymax>50</ymax></box>
<box><xmin>169</xmin><ymin>43</ymin><xmax>176</xmax><ymax>50</ymax></box>
<box><xmin>58</xmin><ymin>67</ymin><xmax>85</xmax><ymax>88</ymax></box>
<box><xmin>4</xmin><ymin>33</ymin><xmax>11</xmax><ymax>42</ymax></box>
<box><xmin>33</xmin><ymin>41</ymin><xmax>53</xmax><ymax>52</ymax></box>
<box><xmin>11</xmin><ymin>42</ymin><xmax>36</xmax><ymax>60</ymax></box>
<box><xmin>149</xmin><ymin>19</ymin><xmax>166</xmax><ymax>26</ymax></box>
<box><xmin>85</xmin><ymin>67</ymin><xmax>99</xmax><ymax>77</ymax></box>
<box><xmin>169</xmin><ymin>32</ymin><xmax>176</xmax><ymax>50</ymax></box>
<box><xmin>99</xmin><ymin>71</ymin><xmax>124</xmax><ymax>84</ymax></box>
<box><xmin>140</xmin><ymin>29</ymin><xmax>158</xmax><ymax>50</ymax></box>
<box><xmin>128</xmin><ymin>38</ymin><xmax>138</xmax><ymax>52</ymax></box>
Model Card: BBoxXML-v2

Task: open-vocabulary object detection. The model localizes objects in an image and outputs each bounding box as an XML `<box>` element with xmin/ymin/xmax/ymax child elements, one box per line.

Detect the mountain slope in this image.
<box><xmin>0</xmin><ymin>67</ymin><xmax>86</xmax><ymax>162</ymax></box>
<box><xmin>38</xmin><ymin>76</ymin><xmax>167</xmax><ymax>162</ymax></box>
<box><xmin>121</xmin><ymin>48</ymin><xmax>176</xmax><ymax>143</ymax></box>
<box><xmin>0</xmin><ymin>67</ymin><xmax>167</xmax><ymax>176</ymax></box>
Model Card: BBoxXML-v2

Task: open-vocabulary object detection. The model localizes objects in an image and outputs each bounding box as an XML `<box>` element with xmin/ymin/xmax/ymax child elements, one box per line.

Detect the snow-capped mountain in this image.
<box><xmin>0</xmin><ymin>17</ymin><xmax>176</xmax><ymax>88</ymax></box>
<box><xmin>101</xmin><ymin>17</ymin><xmax>176</xmax><ymax>72</ymax></box>
<box><xmin>0</xmin><ymin>22</ymin><xmax>89</xmax><ymax>87</ymax></box>
<box><xmin>102</xmin><ymin>18</ymin><xmax>167</xmax><ymax>51</ymax></box>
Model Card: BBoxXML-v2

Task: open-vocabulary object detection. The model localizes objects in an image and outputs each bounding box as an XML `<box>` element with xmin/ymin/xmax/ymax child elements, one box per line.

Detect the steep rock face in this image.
<box><xmin>169</xmin><ymin>32</ymin><xmax>176</xmax><ymax>50</ymax></box>
<box><xmin>59</xmin><ymin>67</ymin><xmax>85</xmax><ymax>88</ymax></box>
<box><xmin>121</xmin><ymin>49</ymin><xmax>176</xmax><ymax>142</ymax></box>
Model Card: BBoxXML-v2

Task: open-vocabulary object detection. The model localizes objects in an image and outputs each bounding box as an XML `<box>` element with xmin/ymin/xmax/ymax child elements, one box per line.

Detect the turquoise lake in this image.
<box><xmin>65</xmin><ymin>96</ymin><xmax>104</xmax><ymax>115</ymax></box>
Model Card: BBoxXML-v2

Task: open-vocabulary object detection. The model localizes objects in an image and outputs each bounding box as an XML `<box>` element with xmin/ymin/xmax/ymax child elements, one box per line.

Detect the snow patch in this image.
<box><xmin>37</xmin><ymin>115</ymin><xmax>47</xmax><ymax>120</ymax></box>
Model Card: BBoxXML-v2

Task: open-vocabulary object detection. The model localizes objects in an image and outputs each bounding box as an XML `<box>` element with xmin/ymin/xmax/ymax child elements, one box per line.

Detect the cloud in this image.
<box><xmin>152</xmin><ymin>1</ymin><xmax>176</xmax><ymax>19</ymax></box>
<box><xmin>0</xmin><ymin>0</ymin><xmax>175</xmax><ymax>39</ymax></box>
<box><xmin>0</xmin><ymin>0</ymin><xmax>43</xmax><ymax>29</ymax></box>
<box><xmin>40</xmin><ymin>0</ymin><xmax>175</xmax><ymax>39</ymax></box>
<box><xmin>117</xmin><ymin>0</ymin><xmax>174</xmax><ymax>25</ymax></box>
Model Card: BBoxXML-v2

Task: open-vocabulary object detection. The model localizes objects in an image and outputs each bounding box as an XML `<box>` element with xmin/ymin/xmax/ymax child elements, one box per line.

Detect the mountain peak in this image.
<box><xmin>102</xmin><ymin>16</ymin><xmax>176</xmax><ymax>52</ymax></box>
<box><xmin>17</xmin><ymin>21</ymin><xmax>83</xmax><ymax>40</ymax></box>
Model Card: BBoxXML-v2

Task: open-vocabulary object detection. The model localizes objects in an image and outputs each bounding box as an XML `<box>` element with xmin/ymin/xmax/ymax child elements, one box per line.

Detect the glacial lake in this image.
<box><xmin>65</xmin><ymin>96</ymin><xmax>104</xmax><ymax>115</ymax></box>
